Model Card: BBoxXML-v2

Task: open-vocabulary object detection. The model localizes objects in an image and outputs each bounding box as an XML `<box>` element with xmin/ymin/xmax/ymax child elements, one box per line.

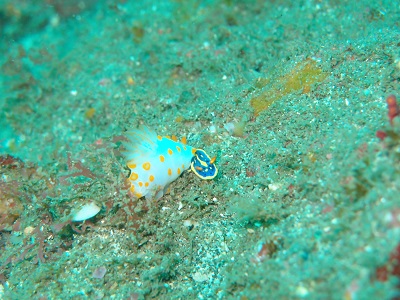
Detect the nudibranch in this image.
<box><xmin>190</xmin><ymin>149</ymin><xmax>218</xmax><ymax>180</ymax></box>
<box><xmin>123</xmin><ymin>126</ymin><xmax>218</xmax><ymax>200</ymax></box>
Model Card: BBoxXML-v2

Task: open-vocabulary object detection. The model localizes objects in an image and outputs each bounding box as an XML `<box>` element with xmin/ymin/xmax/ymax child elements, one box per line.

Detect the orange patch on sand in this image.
<box><xmin>250</xmin><ymin>59</ymin><xmax>327</xmax><ymax>116</ymax></box>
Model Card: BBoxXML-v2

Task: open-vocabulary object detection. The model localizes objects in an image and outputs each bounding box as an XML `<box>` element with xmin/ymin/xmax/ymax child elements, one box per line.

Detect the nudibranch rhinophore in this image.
<box><xmin>123</xmin><ymin>126</ymin><xmax>218</xmax><ymax>200</ymax></box>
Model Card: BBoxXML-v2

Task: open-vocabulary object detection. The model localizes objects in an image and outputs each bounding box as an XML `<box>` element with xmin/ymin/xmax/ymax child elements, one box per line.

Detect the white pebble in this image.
<box><xmin>72</xmin><ymin>202</ymin><xmax>100</xmax><ymax>222</ymax></box>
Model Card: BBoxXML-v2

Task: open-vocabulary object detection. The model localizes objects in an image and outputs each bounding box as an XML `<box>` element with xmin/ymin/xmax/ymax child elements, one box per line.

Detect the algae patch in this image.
<box><xmin>250</xmin><ymin>59</ymin><xmax>328</xmax><ymax>115</ymax></box>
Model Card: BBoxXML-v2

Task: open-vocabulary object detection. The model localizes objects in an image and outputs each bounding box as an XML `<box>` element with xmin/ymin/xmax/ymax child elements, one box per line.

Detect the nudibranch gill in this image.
<box><xmin>123</xmin><ymin>126</ymin><xmax>218</xmax><ymax>200</ymax></box>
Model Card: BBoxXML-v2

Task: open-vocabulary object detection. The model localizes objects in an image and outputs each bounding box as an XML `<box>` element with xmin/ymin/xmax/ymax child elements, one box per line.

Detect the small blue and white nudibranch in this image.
<box><xmin>190</xmin><ymin>149</ymin><xmax>218</xmax><ymax>180</ymax></box>
<box><xmin>123</xmin><ymin>126</ymin><xmax>218</xmax><ymax>200</ymax></box>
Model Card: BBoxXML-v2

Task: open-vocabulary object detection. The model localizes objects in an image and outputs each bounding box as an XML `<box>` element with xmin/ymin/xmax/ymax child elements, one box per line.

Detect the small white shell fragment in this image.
<box><xmin>72</xmin><ymin>202</ymin><xmax>100</xmax><ymax>222</ymax></box>
<box><xmin>192</xmin><ymin>271</ymin><xmax>210</xmax><ymax>283</ymax></box>
<box><xmin>24</xmin><ymin>226</ymin><xmax>35</xmax><ymax>236</ymax></box>
<box><xmin>223</xmin><ymin>122</ymin><xmax>235</xmax><ymax>135</ymax></box>
<box><xmin>295</xmin><ymin>285</ymin><xmax>309</xmax><ymax>297</ymax></box>
<box><xmin>183</xmin><ymin>219</ymin><xmax>199</xmax><ymax>228</ymax></box>
<box><xmin>268</xmin><ymin>183</ymin><xmax>282</xmax><ymax>191</ymax></box>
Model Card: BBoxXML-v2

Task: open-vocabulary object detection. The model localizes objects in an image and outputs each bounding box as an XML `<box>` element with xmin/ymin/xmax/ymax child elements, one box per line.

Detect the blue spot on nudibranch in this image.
<box><xmin>190</xmin><ymin>149</ymin><xmax>218</xmax><ymax>180</ymax></box>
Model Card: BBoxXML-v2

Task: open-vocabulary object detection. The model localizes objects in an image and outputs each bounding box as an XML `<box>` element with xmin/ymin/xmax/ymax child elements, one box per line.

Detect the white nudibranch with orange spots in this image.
<box><xmin>123</xmin><ymin>126</ymin><xmax>218</xmax><ymax>200</ymax></box>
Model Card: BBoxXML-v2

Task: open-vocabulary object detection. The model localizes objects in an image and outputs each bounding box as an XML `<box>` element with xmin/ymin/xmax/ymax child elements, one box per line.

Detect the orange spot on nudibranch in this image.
<box><xmin>181</xmin><ymin>137</ymin><xmax>187</xmax><ymax>144</ymax></box>
<box><xmin>159</xmin><ymin>155</ymin><xmax>165</xmax><ymax>162</ymax></box>
<box><xmin>127</xmin><ymin>163</ymin><xmax>136</xmax><ymax>169</ymax></box>
<box><xmin>130</xmin><ymin>185</ymin><xmax>135</xmax><ymax>192</ymax></box>
<box><xmin>142</xmin><ymin>162</ymin><xmax>151</xmax><ymax>170</ymax></box>
<box><xmin>149</xmin><ymin>175</ymin><xmax>154</xmax><ymax>182</ymax></box>
<box><xmin>210</xmin><ymin>156</ymin><xmax>216</xmax><ymax>164</ymax></box>
<box><xmin>157</xmin><ymin>135</ymin><xmax>162</xmax><ymax>141</ymax></box>
<box><xmin>138</xmin><ymin>182</ymin><xmax>143</xmax><ymax>187</ymax></box>
<box><xmin>129</xmin><ymin>172</ymin><xmax>138</xmax><ymax>181</ymax></box>
<box><xmin>191</xmin><ymin>148</ymin><xmax>196</xmax><ymax>155</ymax></box>
<box><xmin>176</xmin><ymin>146</ymin><xmax>181</xmax><ymax>152</ymax></box>
<box><xmin>145</xmin><ymin>182</ymin><xmax>149</xmax><ymax>187</ymax></box>
<box><xmin>135</xmin><ymin>192</ymin><xmax>142</xmax><ymax>198</ymax></box>
<box><xmin>168</xmin><ymin>148</ymin><xmax>173</xmax><ymax>155</ymax></box>
<box><xmin>171</xmin><ymin>135</ymin><xmax>178</xmax><ymax>142</ymax></box>
<box><xmin>177</xmin><ymin>168</ymin><xmax>181</xmax><ymax>175</ymax></box>
<box><xmin>168</xmin><ymin>168</ymin><xmax>172</xmax><ymax>176</ymax></box>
